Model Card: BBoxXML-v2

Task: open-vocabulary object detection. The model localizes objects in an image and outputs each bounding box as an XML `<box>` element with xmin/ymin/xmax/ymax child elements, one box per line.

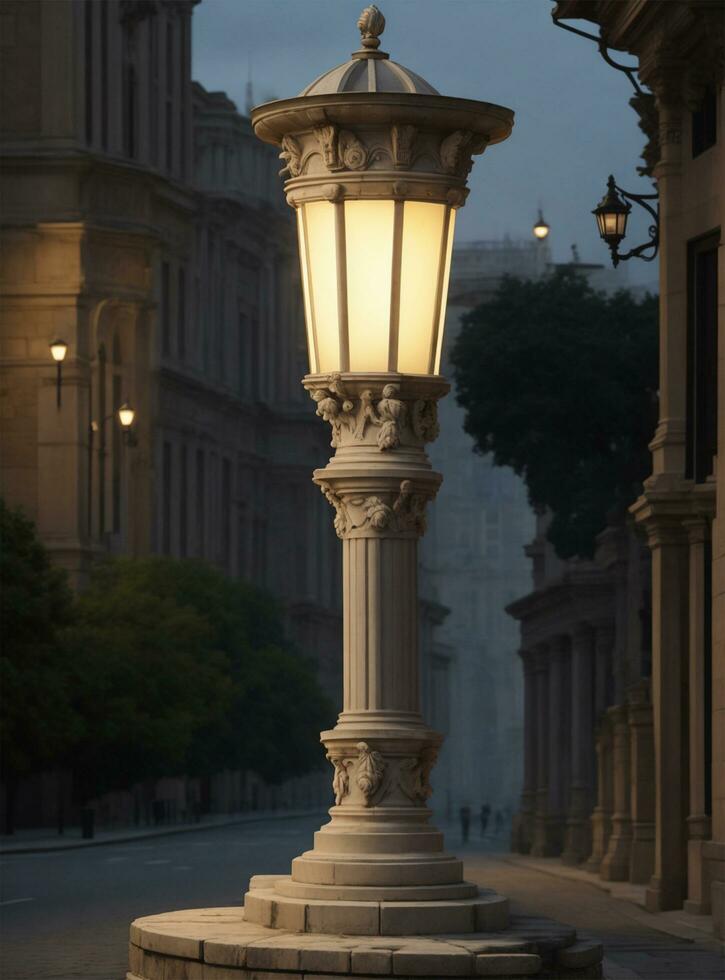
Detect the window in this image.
<box><xmin>162</xmin><ymin>441</ymin><xmax>172</xmax><ymax>555</ymax></box>
<box><xmin>692</xmin><ymin>88</ymin><xmax>717</xmax><ymax>158</ymax></box>
<box><xmin>180</xmin><ymin>445</ymin><xmax>188</xmax><ymax>557</ymax></box>
<box><xmin>178</xmin><ymin>266</ymin><xmax>186</xmax><ymax>360</ymax></box>
<box><xmin>165</xmin><ymin>20</ymin><xmax>174</xmax><ymax>172</ymax></box>
<box><xmin>179</xmin><ymin>11</ymin><xmax>188</xmax><ymax>181</ymax></box>
<box><xmin>100</xmin><ymin>0</ymin><xmax>108</xmax><ymax>150</ymax></box>
<box><xmin>84</xmin><ymin>0</ymin><xmax>93</xmax><ymax>144</ymax></box>
<box><xmin>238</xmin><ymin>312</ymin><xmax>247</xmax><ymax>395</ymax></box>
<box><xmin>149</xmin><ymin>16</ymin><xmax>159</xmax><ymax>165</ymax></box>
<box><xmin>221</xmin><ymin>458</ymin><xmax>232</xmax><ymax>570</ymax></box>
<box><xmin>686</xmin><ymin>231</ymin><xmax>719</xmax><ymax>482</ymax></box>
<box><xmin>161</xmin><ymin>261</ymin><xmax>171</xmax><ymax>355</ymax></box>
<box><xmin>196</xmin><ymin>448</ymin><xmax>205</xmax><ymax>557</ymax></box>
<box><xmin>122</xmin><ymin>16</ymin><xmax>137</xmax><ymax>159</ymax></box>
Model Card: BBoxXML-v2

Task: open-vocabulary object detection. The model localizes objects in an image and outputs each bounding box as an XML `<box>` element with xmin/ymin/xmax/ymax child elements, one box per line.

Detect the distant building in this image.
<box><xmin>422</xmin><ymin>236</ymin><xmax>634</xmax><ymax>822</ymax></box>
<box><xmin>0</xmin><ymin>0</ymin><xmax>342</xmax><ymax>705</ymax></box>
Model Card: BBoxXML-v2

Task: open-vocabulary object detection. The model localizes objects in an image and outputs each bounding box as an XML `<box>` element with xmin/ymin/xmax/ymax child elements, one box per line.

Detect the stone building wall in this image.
<box><xmin>542</xmin><ymin>0</ymin><xmax>724</xmax><ymax>937</ymax></box>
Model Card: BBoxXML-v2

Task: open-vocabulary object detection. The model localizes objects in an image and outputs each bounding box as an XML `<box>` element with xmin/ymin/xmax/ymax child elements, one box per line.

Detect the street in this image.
<box><xmin>1</xmin><ymin>815</ymin><xmax>722</xmax><ymax>980</ymax></box>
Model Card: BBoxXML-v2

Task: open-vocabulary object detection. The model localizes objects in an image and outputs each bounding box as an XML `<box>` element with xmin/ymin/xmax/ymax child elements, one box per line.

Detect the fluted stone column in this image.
<box><xmin>593</xmin><ymin>622</ymin><xmax>615</xmax><ymax>724</ymax></box>
<box><xmin>586</xmin><ymin>714</ymin><xmax>613</xmax><ymax>874</ymax></box>
<box><xmin>531</xmin><ymin>646</ymin><xmax>551</xmax><ymax>857</ymax></box>
<box><xmin>600</xmin><ymin>704</ymin><xmax>632</xmax><ymax>881</ymax></box>
<box><xmin>627</xmin><ymin>680</ymin><xmax>655</xmax><ymax>884</ymax></box>
<box><xmin>545</xmin><ymin>638</ymin><xmax>568</xmax><ymax>856</ymax></box>
<box><xmin>563</xmin><ymin>624</ymin><xmax>594</xmax><ymax>865</ymax></box>
<box><xmin>242</xmin><ymin>374</ymin><xmax>509</xmax><ymax>935</ymax></box>
<box><xmin>684</xmin><ymin>517</ymin><xmax>712</xmax><ymax>914</ymax></box>
<box><xmin>517</xmin><ymin>649</ymin><xmax>537</xmax><ymax>853</ymax></box>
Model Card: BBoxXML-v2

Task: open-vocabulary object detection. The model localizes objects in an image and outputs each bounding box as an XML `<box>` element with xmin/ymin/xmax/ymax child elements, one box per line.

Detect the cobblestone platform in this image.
<box><xmin>127</xmin><ymin>906</ymin><xmax>604</xmax><ymax>978</ymax></box>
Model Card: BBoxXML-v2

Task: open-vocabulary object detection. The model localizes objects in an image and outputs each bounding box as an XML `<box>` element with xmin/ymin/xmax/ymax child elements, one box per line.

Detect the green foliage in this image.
<box><xmin>450</xmin><ymin>269</ymin><xmax>658</xmax><ymax>559</ymax></box>
<box><xmin>63</xmin><ymin>557</ymin><xmax>333</xmax><ymax>797</ymax></box>
<box><xmin>0</xmin><ymin>499</ymin><xmax>80</xmax><ymax>780</ymax></box>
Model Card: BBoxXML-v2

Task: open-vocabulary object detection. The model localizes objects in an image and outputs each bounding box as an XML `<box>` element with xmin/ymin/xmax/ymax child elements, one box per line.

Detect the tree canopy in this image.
<box><xmin>450</xmin><ymin>269</ymin><xmax>658</xmax><ymax>558</ymax></box>
<box><xmin>0</xmin><ymin>505</ymin><xmax>334</xmax><ymax>803</ymax></box>
<box><xmin>0</xmin><ymin>500</ymin><xmax>80</xmax><ymax>783</ymax></box>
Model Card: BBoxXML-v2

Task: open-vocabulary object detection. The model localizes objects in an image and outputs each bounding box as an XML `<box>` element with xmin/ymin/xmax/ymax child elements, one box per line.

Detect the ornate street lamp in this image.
<box><xmin>128</xmin><ymin>7</ymin><xmax>604</xmax><ymax>975</ymax></box>
<box><xmin>117</xmin><ymin>401</ymin><xmax>136</xmax><ymax>430</ymax></box>
<box><xmin>592</xmin><ymin>174</ymin><xmax>658</xmax><ymax>267</ymax></box>
<box><xmin>532</xmin><ymin>208</ymin><xmax>550</xmax><ymax>240</ymax></box>
<box><xmin>49</xmin><ymin>338</ymin><xmax>68</xmax><ymax>409</ymax></box>
<box><xmin>251</xmin><ymin>1</ymin><xmax>513</xmax><ymax>936</ymax></box>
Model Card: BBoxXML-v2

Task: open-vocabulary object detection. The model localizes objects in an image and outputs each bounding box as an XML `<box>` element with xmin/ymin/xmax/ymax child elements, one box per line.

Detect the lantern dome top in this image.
<box><xmin>299</xmin><ymin>5</ymin><xmax>440</xmax><ymax>97</ymax></box>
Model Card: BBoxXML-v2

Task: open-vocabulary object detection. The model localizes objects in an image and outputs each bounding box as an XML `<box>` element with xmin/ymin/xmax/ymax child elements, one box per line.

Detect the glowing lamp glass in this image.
<box><xmin>118</xmin><ymin>403</ymin><xmax>136</xmax><ymax>429</ymax></box>
<box><xmin>533</xmin><ymin>221</ymin><xmax>550</xmax><ymax>240</ymax></box>
<box><xmin>297</xmin><ymin>199</ymin><xmax>456</xmax><ymax>375</ymax></box>
<box><xmin>50</xmin><ymin>339</ymin><xmax>68</xmax><ymax>362</ymax></box>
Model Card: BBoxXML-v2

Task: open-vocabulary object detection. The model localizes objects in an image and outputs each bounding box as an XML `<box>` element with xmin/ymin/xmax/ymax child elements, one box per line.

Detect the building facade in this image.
<box><xmin>510</xmin><ymin>0</ymin><xmax>724</xmax><ymax>937</ymax></box>
<box><xmin>0</xmin><ymin>0</ymin><xmax>342</xmax><ymax>707</ymax></box>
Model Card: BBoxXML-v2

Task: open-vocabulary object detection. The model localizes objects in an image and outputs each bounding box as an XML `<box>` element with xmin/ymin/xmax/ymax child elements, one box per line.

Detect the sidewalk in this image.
<box><xmin>501</xmin><ymin>851</ymin><xmax>721</xmax><ymax>948</ymax></box>
<box><xmin>0</xmin><ymin>806</ymin><xmax>326</xmax><ymax>856</ymax></box>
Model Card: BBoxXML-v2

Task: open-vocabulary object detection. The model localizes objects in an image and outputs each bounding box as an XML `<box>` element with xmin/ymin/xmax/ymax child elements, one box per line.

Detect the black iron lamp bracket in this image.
<box><xmin>610</xmin><ymin>181</ymin><xmax>659</xmax><ymax>267</ymax></box>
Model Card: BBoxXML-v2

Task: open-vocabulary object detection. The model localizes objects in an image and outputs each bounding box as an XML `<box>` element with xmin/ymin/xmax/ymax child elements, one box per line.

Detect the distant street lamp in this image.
<box><xmin>249</xmin><ymin>0</ymin><xmax>515</xmax><ymax>939</ymax></box>
<box><xmin>88</xmin><ymin>401</ymin><xmax>138</xmax><ymax>538</ymax></box>
<box><xmin>117</xmin><ymin>402</ymin><xmax>136</xmax><ymax>430</ymax></box>
<box><xmin>49</xmin><ymin>339</ymin><xmax>68</xmax><ymax>409</ymax></box>
<box><xmin>592</xmin><ymin>174</ymin><xmax>658</xmax><ymax>267</ymax></box>
<box><xmin>532</xmin><ymin>208</ymin><xmax>550</xmax><ymax>240</ymax></box>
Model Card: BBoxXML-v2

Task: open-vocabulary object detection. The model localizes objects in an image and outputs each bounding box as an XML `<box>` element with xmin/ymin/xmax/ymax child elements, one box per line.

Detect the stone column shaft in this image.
<box><xmin>531</xmin><ymin>650</ymin><xmax>551</xmax><ymax>857</ymax></box>
<box><xmin>684</xmin><ymin>518</ymin><xmax>712</xmax><ymax>914</ymax></box>
<box><xmin>586</xmin><ymin>717</ymin><xmax>613</xmax><ymax>874</ymax></box>
<box><xmin>518</xmin><ymin>653</ymin><xmax>536</xmax><ymax>853</ymax></box>
<box><xmin>563</xmin><ymin>626</ymin><xmax>594</xmax><ymax>865</ymax></box>
<box><xmin>600</xmin><ymin>703</ymin><xmax>632</xmax><ymax>881</ymax></box>
<box><xmin>628</xmin><ymin>685</ymin><xmax>655</xmax><ymax>884</ymax></box>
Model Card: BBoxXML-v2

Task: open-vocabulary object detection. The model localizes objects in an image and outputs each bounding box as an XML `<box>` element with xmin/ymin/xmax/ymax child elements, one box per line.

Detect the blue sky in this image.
<box><xmin>193</xmin><ymin>0</ymin><xmax>657</xmax><ymax>286</ymax></box>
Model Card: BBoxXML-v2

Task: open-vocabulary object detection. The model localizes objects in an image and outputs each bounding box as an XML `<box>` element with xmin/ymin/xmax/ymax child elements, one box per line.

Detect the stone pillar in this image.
<box><xmin>563</xmin><ymin>625</ymin><xmax>594</xmax><ymax>865</ymax></box>
<box><xmin>593</xmin><ymin>622</ymin><xmax>615</xmax><ymax>724</ymax></box>
<box><xmin>531</xmin><ymin>646</ymin><xmax>551</xmax><ymax>857</ymax></box>
<box><xmin>627</xmin><ymin>680</ymin><xmax>655</xmax><ymax>884</ymax></box>
<box><xmin>545</xmin><ymin>638</ymin><xmax>568</xmax><ymax>856</ymax></box>
<box><xmin>242</xmin><ymin>374</ymin><xmax>510</xmax><ymax>936</ymax></box>
<box><xmin>645</xmin><ymin>520</ymin><xmax>689</xmax><ymax>910</ymax></box>
<box><xmin>586</xmin><ymin>714</ymin><xmax>613</xmax><ymax>874</ymax></box>
<box><xmin>517</xmin><ymin>650</ymin><xmax>537</xmax><ymax>854</ymax></box>
<box><xmin>600</xmin><ymin>704</ymin><xmax>632</xmax><ymax>880</ymax></box>
<box><xmin>684</xmin><ymin>517</ymin><xmax>712</xmax><ymax>914</ymax></box>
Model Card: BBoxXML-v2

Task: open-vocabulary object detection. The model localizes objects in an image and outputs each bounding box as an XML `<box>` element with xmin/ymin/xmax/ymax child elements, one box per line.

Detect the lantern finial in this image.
<box><xmin>357</xmin><ymin>5</ymin><xmax>386</xmax><ymax>52</ymax></box>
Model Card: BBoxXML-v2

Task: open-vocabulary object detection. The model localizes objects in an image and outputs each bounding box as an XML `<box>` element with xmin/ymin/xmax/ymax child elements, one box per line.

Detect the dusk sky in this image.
<box><xmin>193</xmin><ymin>0</ymin><xmax>658</xmax><ymax>287</ymax></box>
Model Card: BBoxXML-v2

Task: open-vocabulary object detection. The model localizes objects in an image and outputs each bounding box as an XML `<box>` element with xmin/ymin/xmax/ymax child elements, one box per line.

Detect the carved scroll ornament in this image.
<box><xmin>309</xmin><ymin>375</ymin><xmax>406</xmax><ymax>450</ymax></box>
<box><xmin>318</xmin><ymin>480</ymin><xmax>429</xmax><ymax>539</ymax></box>
<box><xmin>356</xmin><ymin>741</ymin><xmax>386</xmax><ymax>805</ymax></box>
<box><xmin>399</xmin><ymin>746</ymin><xmax>438</xmax><ymax>804</ymax></box>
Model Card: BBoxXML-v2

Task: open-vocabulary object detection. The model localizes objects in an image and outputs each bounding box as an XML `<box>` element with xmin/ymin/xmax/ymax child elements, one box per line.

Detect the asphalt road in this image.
<box><xmin>0</xmin><ymin>814</ymin><xmax>324</xmax><ymax>980</ymax></box>
<box><xmin>1</xmin><ymin>815</ymin><xmax>722</xmax><ymax>980</ymax></box>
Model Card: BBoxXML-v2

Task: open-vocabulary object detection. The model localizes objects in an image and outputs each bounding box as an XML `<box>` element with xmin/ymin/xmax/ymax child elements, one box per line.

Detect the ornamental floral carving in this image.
<box><xmin>363</xmin><ymin>497</ymin><xmax>394</xmax><ymax>530</ymax></box>
<box><xmin>393</xmin><ymin>479</ymin><xmax>428</xmax><ymax>535</ymax></box>
<box><xmin>356</xmin><ymin>741</ymin><xmax>386</xmax><ymax>805</ymax></box>
<box><xmin>411</xmin><ymin>400</ymin><xmax>439</xmax><ymax>443</ymax></box>
<box><xmin>440</xmin><ymin>129</ymin><xmax>489</xmax><ymax>177</ymax></box>
<box><xmin>319</xmin><ymin>482</ymin><xmax>350</xmax><ymax>538</ymax></box>
<box><xmin>278</xmin><ymin>135</ymin><xmax>303</xmax><ymax>177</ymax></box>
<box><xmin>391</xmin><ymin>124</ymin><xmax>417</xmax><ymax>167</ymax></box>
<box><xmin>327</xmin><ymin>752</ymin><xmax>352</xmax><ymax>805</ymax></box>
<box><xmin>399</xmin><ymin>746</ymin><xmax>438</xmax><ymax>804</ymax></box>
<box><xmin>315</xmin><ymin>124</ymin><xmax>339</xmax><ymax>169</ymax></box>
<box><xmin>308</xmin><ymin>376</ymin><xmax>406</xmax><ymax>451</ymax></box>
<box><xmin>339</xmin><ymin>129</ymin><xmax>368</xmax><ymax>170</ymax></box>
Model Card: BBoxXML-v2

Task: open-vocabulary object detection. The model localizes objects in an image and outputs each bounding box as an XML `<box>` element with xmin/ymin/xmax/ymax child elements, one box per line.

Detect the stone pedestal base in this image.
<box><xmin>128</xmin><ymin>905</ymin><xmax>604</xmax><ymax>979</ymax></box>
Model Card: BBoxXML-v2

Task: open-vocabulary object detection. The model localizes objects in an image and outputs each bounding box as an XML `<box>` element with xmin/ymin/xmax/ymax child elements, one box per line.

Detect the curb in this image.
<box><xmin>0</xmin><ymin>807</ymin><xmax>327</xmax><ymax>856</ymax></box>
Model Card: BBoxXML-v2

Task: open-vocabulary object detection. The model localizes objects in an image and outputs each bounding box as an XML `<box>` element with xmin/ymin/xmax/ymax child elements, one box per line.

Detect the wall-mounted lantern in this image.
<box><xmin>49</xmin><ymin>339</ymin><xmax>68</xmax><ymax>409</ymax></box>
<box><xmin>592</xmin><ymin>174</ymin><xmax>658</xmax><ymax>267</ymax></box>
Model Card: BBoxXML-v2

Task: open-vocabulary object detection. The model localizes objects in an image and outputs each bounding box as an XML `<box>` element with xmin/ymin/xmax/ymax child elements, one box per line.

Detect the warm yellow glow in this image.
<box><xmin>398</xmin><ymin>202</ymin><xmax>447</xmax><ymax>374</ymax></box>
<box><xmin>50</xmin><ymin>339</ymin><xmax>68</xmax><ymax>362</ymax></box>
<box><xmin>345</xmin><ymin>200</ymin><xmax>394</xmax><ymax>371</ymax></box>
<box><xmin>303</xmin><ymin>201</ymin><xmax>340</xmax><ymax>372</ymax></box>
<box><xmin>434</xmin><ymin>208</ymin><xmax>456</xmax><ymax>374</ymax></box>
<box><xmin>296</xmin><ymin>210</ymin><xmax>318</xmax><ymax>372</ymax></box>
<box><xmin>533</xmin><ymin>222</ymin><xmax>550</xmax><ymax>240</ymax></box>
<box><xmin>118</xmin><ymin>403</ymin><xmax>136</xmax><ymax>428</ymax></box>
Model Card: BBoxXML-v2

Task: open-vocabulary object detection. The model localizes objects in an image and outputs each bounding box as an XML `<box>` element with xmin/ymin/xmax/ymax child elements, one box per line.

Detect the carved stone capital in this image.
<box><xmin>323</xmin><ymin>734</ymin><xmax>441</xmax><ymax>809</ymax></box>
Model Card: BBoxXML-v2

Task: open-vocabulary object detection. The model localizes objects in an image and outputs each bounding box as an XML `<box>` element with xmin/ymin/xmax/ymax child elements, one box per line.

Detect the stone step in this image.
<box><xmin>275</xmin><ymin>876</ymin><xmax>480</xmax><ymax>902</ymax></box>
<box><xmin>291</xmin><ymin>852</ymin><xmax>465</xmax><ymax>886</ymax></box>
<box><xmin>243</xmin><ymin>884</ymin><xmax>510</xmax><ymax>935</ymax></box>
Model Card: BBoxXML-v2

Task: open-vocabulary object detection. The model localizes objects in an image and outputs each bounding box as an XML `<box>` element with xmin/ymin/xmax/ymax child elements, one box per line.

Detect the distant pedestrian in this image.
<box><xmin>459</xmin><ymin>805</ymin><xmax>471</xmax><ymax>843</ymax></box>
<box><xmin>494</xmin><ymin>809</ymin><xmax>504</xmax><ymax>835</ymax></box>
<box><xmin>480</xmin><ymin>803</ymin><xmax>491</xmax><ymax>837</ymax></box>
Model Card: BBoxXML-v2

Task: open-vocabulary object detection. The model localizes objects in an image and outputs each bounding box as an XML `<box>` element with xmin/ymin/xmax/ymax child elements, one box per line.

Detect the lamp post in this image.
<box><xmin>592</xmin><ymin>174</ymin><xmax>658</xmax><ymax>267</ymax></box>
<box><xmin>128</xmin><ymin>8</ymin><xmax>604</xmax><ymax>976</ymax></box>
<box><xmin>533</xmin><ymin>208</ymin><xmax>550</xmax><ymax>240</ymax></box>
<box><xmin>49</xmin><ymin>339</ymin><xmax>68</xmax><ymax>409</ymax></box>
<box><xmin>88</xmin><ymin>401</ymin><xmax>137</xmax><ymax>539</ymax></box>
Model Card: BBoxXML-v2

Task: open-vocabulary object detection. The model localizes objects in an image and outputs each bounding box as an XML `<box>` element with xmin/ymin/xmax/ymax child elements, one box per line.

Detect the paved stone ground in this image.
<box><xmin>1</xmin><ymin>816</ymin><xmax>722</xmax><ymax>979</ymax></box>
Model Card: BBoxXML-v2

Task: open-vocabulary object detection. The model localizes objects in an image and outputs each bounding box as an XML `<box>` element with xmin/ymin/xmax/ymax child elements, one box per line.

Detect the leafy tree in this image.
<box><xmin>450</xmin><ymin>269</ymin><xmax>658</xmax><ymax>558</ymax></box>
<box><xmin>0</xmin><ymin>500</ymin><xmax>80</xmax><ymax>828</ymax></box>
<box><xmin>63</xmin><ymin>557</ymin><xmax>333</xmax><ymax>799</ymax></box>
